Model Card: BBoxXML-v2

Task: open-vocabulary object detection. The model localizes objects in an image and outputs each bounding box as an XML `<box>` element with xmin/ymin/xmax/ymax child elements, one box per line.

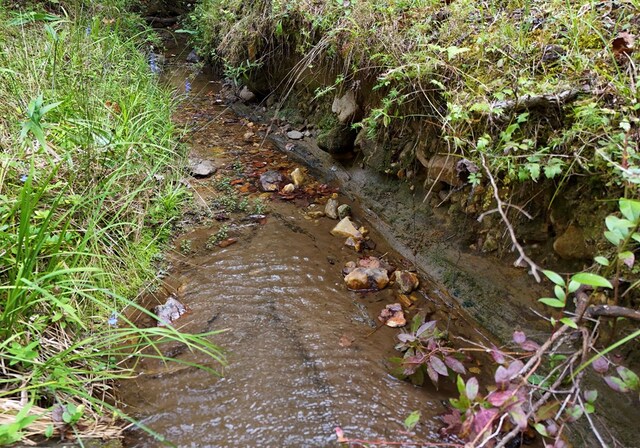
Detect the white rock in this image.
<box><xmin>330</xmin><ymin>217</ymin><xmax>362</xmax><ymax>239</ymax></box>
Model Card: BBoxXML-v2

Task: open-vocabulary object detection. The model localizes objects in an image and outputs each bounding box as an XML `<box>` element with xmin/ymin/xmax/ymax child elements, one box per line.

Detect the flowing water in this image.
<box><xmin>120</xmin><ymin>37</ymin><xmax>474</xmax><ymax>447</ymax></box>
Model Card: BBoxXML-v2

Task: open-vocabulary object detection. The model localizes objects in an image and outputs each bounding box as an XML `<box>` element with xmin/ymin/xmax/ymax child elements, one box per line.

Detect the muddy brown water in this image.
<box><xmin>120</xmin><ymin>38</ymin><xmax>478</xmax><ymax>447</ymax></box>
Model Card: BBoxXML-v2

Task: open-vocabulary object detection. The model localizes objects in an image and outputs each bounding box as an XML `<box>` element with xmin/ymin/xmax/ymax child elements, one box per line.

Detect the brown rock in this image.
<box><xmin>553</xmin><ymin>225</ymin><xmax>593</xmax><ymax>260</ymax></box>
<box><xmin>344</xmin><ymin>236</ymin><xmax>363</xmax><ymax>252</ymax></box>
<box><xmin>394</xmin><ymin>270</ymin><xmax>419</xmax><ymax>293</ymax></box>
<box><xmin>427</xmin><ymin>155</ymin><xmax>462</xmax><ymax>187</ymax></box>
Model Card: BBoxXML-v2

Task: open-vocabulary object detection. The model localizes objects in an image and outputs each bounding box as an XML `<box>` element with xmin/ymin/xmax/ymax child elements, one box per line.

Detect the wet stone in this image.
<box><xmin>186</xmin><ymin>49</ymin><xmax>201</xmax><ymax>63</ymax></box>
<box><xmin>378</xmin><ymin>303</ymin><xmax>406</xmax><ymax>328</ymax></box>
<box><xmin>154</xmin><ymin>296</ymin><xmax>186</xmax><ymax>327</ymax></box>
<box><xmin>325</xmin><ymin>198</ymin><xmax>339</xmax><ymax>219</ymax></box>
<box><xmin>337</xmin><ymin>204</ymin><xmax>351</xmax><ymax>220</ymax></box>
<box><xmin>344</xmin><ymin>267</ymin><xmax>389</xmax><ymax>291</ymax></box>
<box><xmin>330</xmin><ymin>217</ymin><xmax>362</xmax><ymax>239</ymax></box>
<box><xmin>394</xmin><ymin>270</ymin><xmax>419</xmax><ymax>293</ymax></box>
<box><xmin>259</xmin><ymin>170</ymin><xmax>283</xmax><ymax>192</ymax></box>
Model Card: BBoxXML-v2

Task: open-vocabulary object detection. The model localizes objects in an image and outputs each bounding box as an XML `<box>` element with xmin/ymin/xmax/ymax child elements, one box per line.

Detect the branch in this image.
<box><xmin>479</xmin><ymin>154</ymin><xmax>542</xmax><ymax>282</ymax></box>
<box><xmin>585</xmin><ymin>304</ymin><xmax>640</xmax><ymax>321</ymax></box>
<box><xmin>489</xmin><ymin>86</ymin><xmax>591</xmax><ymax>114</ymax></box>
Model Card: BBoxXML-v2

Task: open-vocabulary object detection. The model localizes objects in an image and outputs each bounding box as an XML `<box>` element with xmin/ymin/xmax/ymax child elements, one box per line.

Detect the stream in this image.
<box><xmin>120</xmin><ymin>36</ymin><xmax>472</xmax><ymax>447</ymax></box>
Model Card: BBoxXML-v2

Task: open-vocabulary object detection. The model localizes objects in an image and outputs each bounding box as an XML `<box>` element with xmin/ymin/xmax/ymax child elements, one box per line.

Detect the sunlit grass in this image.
<box><xmin>0</xmin><ymin>3</ymin><xmax>224</xmax><ymax>445</ymax></box>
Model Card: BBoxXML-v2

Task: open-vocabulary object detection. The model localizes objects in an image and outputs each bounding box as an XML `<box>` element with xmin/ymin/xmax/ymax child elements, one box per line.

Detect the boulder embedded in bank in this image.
<box><xmin>426</xmin><ymin>155</ymin><xmax>463</xmax><ymax>187</ymax></box>
<box><xmin>553</xmin><ymin>225</ymin><xmax>593</xmax><ymax>260</ymax></box>
<box><xmin>317</xmin><ymin>124</ymin><xmax>357</xmax><ymax>154</ymax></box>
<box><xmin>332</xmin><ymin>91</ymin><xmax>359</xmax><ymax>123</ymax></box>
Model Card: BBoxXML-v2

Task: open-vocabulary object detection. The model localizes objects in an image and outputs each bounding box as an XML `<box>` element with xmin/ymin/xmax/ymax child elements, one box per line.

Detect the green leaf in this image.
<box><xmin>539</xmin><ymin>298</ymin><xmax>565</xmax><ymax>308</ymax></box>
<box><xmin>604</xmin><ymin>230</ymin><xmax>624</xmax><ymax>246</ymax></box>
<box><xmin>560</xmin><ymin>317</ymin><xmax>578</xmax><ymax>329</ymax></box>
<box><xmin>404</xmin><ymin>410</ymin><xmax>421</xmax><ymax>430</ymax></box>
<box><xmin>446</xmin><ymin>46</ymin><xmax>469</xmax><ymax>60</ymax></box>
<box><xmin>554</xmin><ymin>285</ymin><xmax>566</xmax><ymax>301</ymax></box>
<box><xmin>571</xmin><ymin>273</ymin><xmax>613</xmax><ymax>289</ymax></box>
<box><xmin>568</xmin><ymin>280</ymin><xmax>580</xmax><ymax>293</ymax></box>
<box><xmin>619</xmin><ymin>198</ymin><xmax>640</xmax><ymax>222</ymax></box>
<box><xmin>533</xmin><ymin>423</ymin><xmax>548</xmax><ymax>437</ymax></box>
<box><xmin>543</xmin><ymin>270</ymin><xmax>565</xmax><ymax>286</ymax></box>
<box><xmin>617</xmin><ymin>366</ymin><xmax>639</xmax><ymax>390</ymax></box>
<box><xmin>594</xmin><ymin>256</ymin><xmax>610</xmax><ymax>266</ymax></box>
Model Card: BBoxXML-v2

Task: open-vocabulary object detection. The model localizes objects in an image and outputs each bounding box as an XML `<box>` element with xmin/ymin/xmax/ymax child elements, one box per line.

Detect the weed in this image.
<box><xmin>206</xmin><ymin>225</ymin><xmax>229</xmax><ymax>249</ymax></box>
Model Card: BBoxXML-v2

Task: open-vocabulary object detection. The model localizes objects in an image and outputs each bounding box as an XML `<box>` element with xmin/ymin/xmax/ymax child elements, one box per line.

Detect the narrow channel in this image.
<box><xmin>121</xmin><ymin>34</ymin><xmax>465</xmax><ymax>447</ymax></box>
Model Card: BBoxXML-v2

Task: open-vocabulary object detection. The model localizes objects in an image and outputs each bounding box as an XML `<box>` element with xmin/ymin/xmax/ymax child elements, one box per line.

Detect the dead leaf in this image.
<box><xmin>612</xmin><ymin>32</ymin><xmax>635</xmax><ymax>62</ymax></box>
<box><xmin>339</xmin><ymin>334</ymin><xmax>356</xmax><ymax>347</ymax></box>
<box><xmin>218</xmin><ymin>238</ymin><xmax>238</xmax><ymax>248</ymax></box>
<box><xmin>469</xmin><ymin>366</ymin><xmax>482</xmax><ymax>374</ymax></box>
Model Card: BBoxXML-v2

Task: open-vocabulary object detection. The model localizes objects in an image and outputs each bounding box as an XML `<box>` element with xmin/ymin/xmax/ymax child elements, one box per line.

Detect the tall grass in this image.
<box><xmin>0</xmin><ymin>3</ymin><xmax>224</xmax><ymax>445</ymax></box>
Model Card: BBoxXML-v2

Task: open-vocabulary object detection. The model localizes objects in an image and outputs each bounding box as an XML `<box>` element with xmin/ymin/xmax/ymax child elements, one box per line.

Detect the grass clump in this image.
<box><xmin>0</xmin><ymin>2</ymin><xmax>223</xmax><ymax>445</ymax></box>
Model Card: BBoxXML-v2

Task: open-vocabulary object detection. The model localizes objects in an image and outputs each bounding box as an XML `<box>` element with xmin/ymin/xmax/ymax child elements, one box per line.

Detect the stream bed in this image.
<box><xmin>120</xmin><ymin>37</ymin><xmax>478</xmax><ymax>447</ymax></box>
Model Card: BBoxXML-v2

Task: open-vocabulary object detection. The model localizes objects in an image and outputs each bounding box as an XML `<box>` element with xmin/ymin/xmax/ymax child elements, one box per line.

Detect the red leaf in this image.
<box><xmin>592</xmin><ymin>356</ymin><xmax>609</xmax><ymax>374</ymax></box>
<box><xmin>486</xmin><ymin>390</ymin><xmax>514</xmax><ymax>407</ymax></box>
<box><xmin>472</xmin><ymin>408</ymin><xmax>498</xmax><ymax>435</ymax></box>
<box><xmin>444</xmin><ymin>356</ymin><xmax>466</xmax><ymax>374</ymax></box>
<box><xmin>513</xmin><ymin>330</ymin><xmax>526</xmax><ymax>344</ymax></box>
<box><xmin>465</xmin><ymin>377</ymin><xmax>479</xmax><ymax>401</ymax></box>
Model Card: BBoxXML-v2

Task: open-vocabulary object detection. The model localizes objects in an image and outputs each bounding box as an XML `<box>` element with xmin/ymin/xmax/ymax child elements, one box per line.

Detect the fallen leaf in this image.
<box><xmin>612</xmin><ymin>32</ymin><xmax>635</xmax><ymax>62</ymax></box>
<box><xmin>218</xmin><ymin>238</ymin><xmax>238</xmax><ymax>248</ymax></box>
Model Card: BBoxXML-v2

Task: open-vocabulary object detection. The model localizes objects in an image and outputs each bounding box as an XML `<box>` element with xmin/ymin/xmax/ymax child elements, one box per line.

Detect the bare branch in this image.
<box><xmin>479</xmin><ymin>154</ymin><xmax>542</xmax><ymax>282</ymax></box>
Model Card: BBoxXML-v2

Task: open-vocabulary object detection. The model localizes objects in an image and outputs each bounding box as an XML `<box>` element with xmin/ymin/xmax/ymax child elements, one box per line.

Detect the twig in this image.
<box><xmin>488</xmin><ymin>86</ymin><xmax>591</xmax><ymax>114</ymax></box>
<box><xmin>480</xmin><ymin>154</ymin><xmax>542</xmax><ymax>282</ymax></box>
<box><xmin>585</xmin><ymin>304</ymin><xmax>640</xmax><ymax>321</ymax></box>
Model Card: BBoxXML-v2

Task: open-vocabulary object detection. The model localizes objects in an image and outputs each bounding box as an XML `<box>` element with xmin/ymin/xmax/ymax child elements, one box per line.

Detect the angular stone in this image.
<box><xmin>337</xmin><ymin>204</ymin><xmax>351</xmax><ymax>220</ymax></box>
<box><xmin>330</xmin><ymin>217</ymin><xmax>362</xmax><ymax>239</ymax></box>
<box><xmin>281</xmin><ymin>183</ymin><xmax>295</xmax><ymax>194</ymax></box>
<box><xmin>259</xmin><ymin>170</ymin><xmax>282</xmax><ymax>192</ymax></box>
<box><xmin>154</xmin><ymin>296</ymin><xmax>186</xmax><ymax>327</ymax></box>
<box><xmin>344</xmin><ymin>236</ymin><xmax>362</xmax><ymax>252</ymax></box>
<box><xmin>290</xmin><ymin>167</ymin><xmax>304</xmax><ymax>186</ymax></box>
<box><xmin>317</xmin><ymin>125</ymin><xmax>356</xmax><ymax>154</ymax></box>
<box><xmin>287</xmin><ymin>130</ymin><xmax>304</xmax><ymax>140</ymax></box>
<box><xmin>325</xmin><ymin>198</ymin><xmax>339</xmax><ymax>219</ymax></box>
<box><xmin>307</xmin><ymin>211</ymin><xmax>325</xmax><ymax>219</ymax></box>
<box><xmin>394</xmin><ymin>270</ymin><xmax>419</xmax><ymax>293</ymax></box>
<box><xmin>188</xmin><ymin>159</ymin><xmax>217</xmax><ymax>178</ymax></box>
